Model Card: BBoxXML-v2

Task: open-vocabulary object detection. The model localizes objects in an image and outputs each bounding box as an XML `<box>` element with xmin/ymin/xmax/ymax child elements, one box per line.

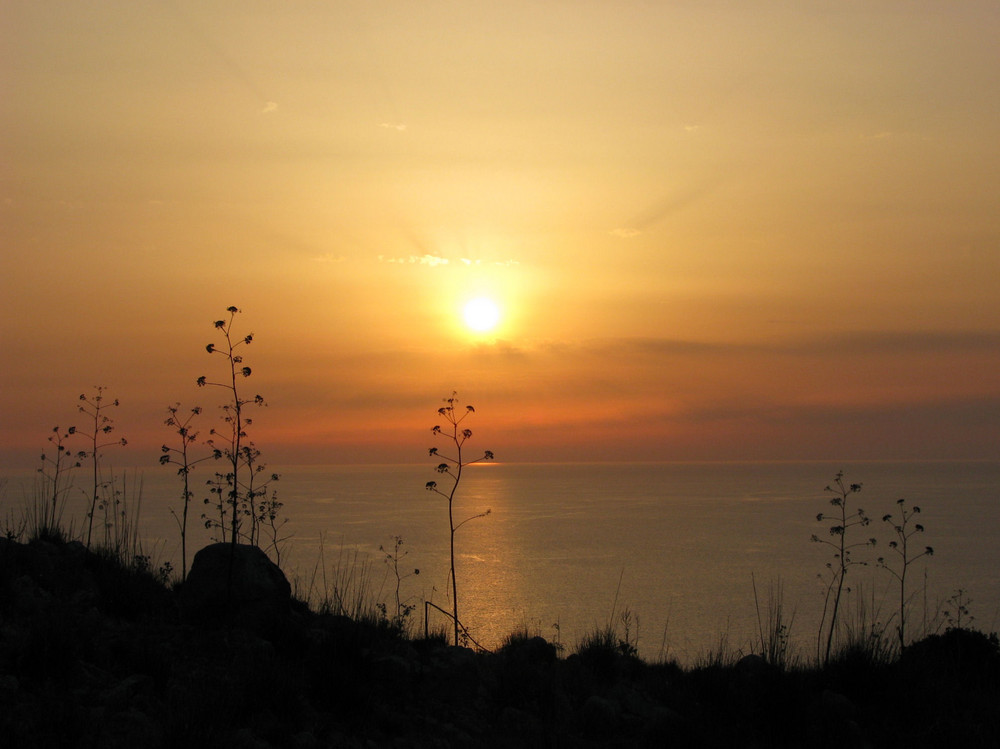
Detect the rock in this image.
<box><xmin>230</xmin><ymin>727</ymin><xmax>273</xmax><ymax>749</ymax></box>
<box><xmin>0</xmin><ymin>674</ymin><xmax>20</xmax><ymax>702</ymax></box>
<box><xmin>642</xmin><ymin>704</ymin><xmax>685</xmax><ymax>742</ymax></box>
<box><xmin>290</xmin><ymin>731</ymin><xmax>320</xmax><ymax>749</ymax></box>
<box><xmin>101</xmin><ymin>674</ymin><xmax>153</xmax><ymax>711</ymax></box>
<box><xmin>180</xmin><ymin>543</ymin><xmax>291</xmax><ymax>632</ymax></box>
<box><xmin>611</xmin><ymin>682</ymin><xmax>658</xmax><ymax>720</ymax></box>
<box><xmin>821</xmin><ymin>689</ymin><xmax>857</xmax><ymax>722</ymax></box>
<box><xmin>9</xmin><ymin>574</ymin><xmax>52</xmax><ymax>617</ymax></box>
<box><xmin>736</xmin><ymin>653</ymin><xmax>769</xmax><ymax>675</ymax></box>
<box><xmin>499</xmin><ymin>705</ymin><xmax>544</xmax><ymax>737</ymax></box>
<box><xmin>501</xmin><ymin>635</ymin><xmax>558</xmax><ymax>664</ymax></box>
<box><xmin>98</xmin><ymin>708</ymin><xmax>164</xmax><ymax>749</ymax></box>
<box><xmin>582</xmin><ymin>694</ymin><xmax>621</xmax><ymax>734</ymax></box>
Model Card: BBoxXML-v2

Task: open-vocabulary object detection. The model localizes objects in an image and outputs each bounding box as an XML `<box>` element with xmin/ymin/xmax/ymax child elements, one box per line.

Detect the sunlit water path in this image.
<box><xmin>3</xmin><ymin>461</ymin><xmax>998</xmax><ymax>665</ymax></box>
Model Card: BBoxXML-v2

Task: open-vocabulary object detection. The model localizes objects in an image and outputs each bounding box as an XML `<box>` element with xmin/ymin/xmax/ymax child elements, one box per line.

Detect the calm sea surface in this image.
<box><xmin>4</xmin><ymin>461</ymin><xmax>998</xmax><ymax>664</ymax></box>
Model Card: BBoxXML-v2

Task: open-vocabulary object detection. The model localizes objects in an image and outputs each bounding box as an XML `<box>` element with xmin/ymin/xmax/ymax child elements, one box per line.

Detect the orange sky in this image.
<box><xmin>2</xmin><ymin>1</ymin><xmax>999</xmax><ymax>470</ymax></box>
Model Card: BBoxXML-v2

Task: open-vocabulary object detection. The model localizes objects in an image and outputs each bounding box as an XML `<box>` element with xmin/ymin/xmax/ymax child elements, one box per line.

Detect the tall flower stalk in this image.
<box><xmin>425</xmin><ymin>393</ymin><xmax>493</xmax><ymax>646</ymax></box>
<box><xmin>197</xmin><ymin>306</ymin><xmax>278</xmax><ymax>551</ymax></box>
<box><xmin>811</xmin><ymin>471</ymin><xmax>875</xmax><ymax>665</ymax></box>
<box><xmin>78</xmin><ymin>386</ymin><xmax>127</xmax><ymax>549</ymax></box>
<box><xmin>878</xmin><ymin>498</ymin><xmax>934</xmax><ymax>651</ymax></box>
<box><xmin>160</xmin><ymin>403</ymin><xmax>209</xmax><ymax>581</ymax></box>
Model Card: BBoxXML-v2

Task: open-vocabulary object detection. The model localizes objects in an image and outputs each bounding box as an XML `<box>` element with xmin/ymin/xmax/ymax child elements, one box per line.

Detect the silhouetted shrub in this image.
<box><xmin>902</xmin><ymin>627</ymin><xmax>1000</xmax><ymax>686</ymax></box>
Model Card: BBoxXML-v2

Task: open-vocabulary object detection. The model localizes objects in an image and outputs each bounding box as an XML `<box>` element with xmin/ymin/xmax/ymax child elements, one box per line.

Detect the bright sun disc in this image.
<box><xmin>463</xmin><ymin>297</ymin><xmax>501</xmax><ymax>332</ymax></box>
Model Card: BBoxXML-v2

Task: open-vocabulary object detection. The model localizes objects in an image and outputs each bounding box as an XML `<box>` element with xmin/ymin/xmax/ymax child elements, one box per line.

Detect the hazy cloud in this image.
<box><xmin>379</xmin><ymin>122</ymin><xmax>407</xmax><ymax>131</ymax></box>
<box><xmin>378</xmin><ymin>254</ymin><xmax>449</xmax><ymax>266</ymax></box>
<box><xmin>165</xmin><ymin>0</ymin><xmax>272</xmax><ymax>105</ymax></box>
<box><xmin>260</xmin><ymin>101</ymin><xmax>278</xmax><ymax>114</ymax></box>
<box><xmin>470</xmin><ymin>339</ymin><xmax>527</xmax><ymax>358</ymax></box>
<box><xmin>376</xmin><ymin>253</ymin><xmax>519</xmax><ymax>268</ymax></box>
<box><xmin>860</xmin><ymin>130</ymin><xmax>928</xmax><ymax>143</ymax></box>
<box><xmin>626</xmin><ymin>180</ymin><xmax>719</xmax><ymax>231</ymax></box>
<box><xmin>610</xmin><ymin>228</ymin><xmax>641</xmax><ymax>238</ymax></box>
<box><xmin>313</xmin><ymin>253</ymin><xmax>346</xmax><ymax>263</ymax></box>
<box><xmin>514</xmin><ymin>330</ymin><xmax>1000</xmax><ymax>362</ymax></box>
<box><xmin>780</xmin><ymin>330</ymin><xmax>1000</xmax><ymax>356</ymax></box>
<box><xmin>678</xmin><ymin>393</ymin><xmax>1000</xmax><ymax>431</ymax></box>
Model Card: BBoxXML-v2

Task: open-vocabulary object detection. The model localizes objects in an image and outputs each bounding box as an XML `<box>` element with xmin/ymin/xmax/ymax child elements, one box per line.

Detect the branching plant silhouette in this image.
<box><xmin>36</xmin><ymin>425</ymin><xmax>82</xmax><ymax>535</ymax></box>
<box><xmin>159</xmin><ymin>403</ymin><xmax>210</xmax><ymax>582</ymax></box>
<box><xmin>197</xmin><ymin>307</ymin><xmax>281</xmax><ymax>554</ymax></box>
<box><xmin>943</xmin><ymin>588</ymin><xmax>974</xmax><ymax>630</ymax></box>
<box><xmin>377</xmin><ymin>535</ymin><xmax>420</xmax><ymax>630</ymax></box>
<box><xmin>878</xmin><ymin>498</ymin><xmax>934</xmax><ymax>651</ymax></box>
<box><xmin>811</xmin><ymin>470</ymin><xmax>875</xmax><ymax>665</ymax></box>
<box><xmin>78</xmin><ymin>386</ymin><xmax>127</xmax><ymax>549</ymax></box>
<box><xmin>426</xmin><ymin>393</ymin><xmax>493</xmax><ymax>647</ymax></box>
<box><xmin>242</xmin><ymin>440</ymin><xmax>287</xmax><ymax>562</ymax></box>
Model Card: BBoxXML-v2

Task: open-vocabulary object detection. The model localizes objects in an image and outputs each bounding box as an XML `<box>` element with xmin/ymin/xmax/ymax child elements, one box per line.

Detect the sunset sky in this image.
<box><xmin>2</xmin><ymin>1</ymin><xmax>998</xmax><ymax>469</ymax></box>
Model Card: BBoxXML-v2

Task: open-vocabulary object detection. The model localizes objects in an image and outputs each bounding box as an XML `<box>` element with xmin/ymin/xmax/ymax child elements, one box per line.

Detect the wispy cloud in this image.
<box><xmin>860</xmin><ymin>130</ymin><xmax>928</xmax><ymax>142</ymax></box>
<box><xmin>377</xmin><ymin>254</ymin><xmax>519</xmax><ymax>268</ymax></box>
<box><xmin>625</xmin><ymin>180</ymin><xmax>719</xmax><ymax>232</ymax></box>
<box><xmin>470</xmin><ymin>339</ymin><xmax>528</xmax><ymax>359</ymax></box>
<box><xmin>378</xmin><ymin>254</ymin><xmax>449</xmax><ymax>266</ymax></box>
<box><xmin>260</xmin><ymin>101</ymin><xmax>278</xmax><ymax>114</ymax></box>
<box><xmin>379</xmin><ymin>122</ymin><xmax>407</xmax><ymax>131</ymax></box>
<box><xmin>581</xmin><ymin>330</ymin><xmax>1000</xmax><ymax>358</ymax></box>
<box><xmin>675</xmin><ymin>393</ymin><xmax>1000</xmax><ymax>439</ymax></box>
<box><xmin>313</xmin><ymin>253</ymin><xmax>346</xmax><ymax>263</ymax></box>
<box><xmin>781</xmin><ymin>330</ymin><xmax>1000</xmax><ymax>355</ymax></box>
<box><xmin>610</xmin><ymin>228</ymin><xmax>641</xmax><ymax>238</ymax></box>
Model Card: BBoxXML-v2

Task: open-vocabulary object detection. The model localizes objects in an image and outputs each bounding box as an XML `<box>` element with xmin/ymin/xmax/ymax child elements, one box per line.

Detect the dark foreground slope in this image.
<box><xmin>2</xmin><ymin>537</ymin><xmax>998</xmax><ymax>748</ymax></box>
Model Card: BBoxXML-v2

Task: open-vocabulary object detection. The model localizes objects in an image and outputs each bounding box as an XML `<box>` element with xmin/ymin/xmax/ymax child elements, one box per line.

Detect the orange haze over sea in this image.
<box><xmin>2</xmin><ymin>2</ymin><xmax>998</xmax><ymax>470</ymax></box>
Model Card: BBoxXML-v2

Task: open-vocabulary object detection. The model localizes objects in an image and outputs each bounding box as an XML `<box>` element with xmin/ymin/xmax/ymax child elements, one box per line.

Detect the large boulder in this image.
<box><xmin>180</xmin><ymin>543</ymin><xmax>291</xmax><ymax>632</ymax></box>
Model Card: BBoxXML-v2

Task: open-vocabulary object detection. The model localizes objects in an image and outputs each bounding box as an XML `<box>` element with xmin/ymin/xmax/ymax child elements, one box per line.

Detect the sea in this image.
<box><xmin>3</xmin><ymin>461</ymin><xmax>998</xmax><ymax>665</ymax></box>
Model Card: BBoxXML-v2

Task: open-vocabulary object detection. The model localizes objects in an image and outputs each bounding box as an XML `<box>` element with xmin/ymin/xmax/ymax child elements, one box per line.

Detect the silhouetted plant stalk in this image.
<box><xmin>197</xmin><ymin>307</ymin><xmax>281</xmax><ymax>555</ymax></box>
<box><xmin>752</xmin><ymin>574</ymin><xmax>796</xmax><ymax>669</ymax></box>
<box><xmin>36</xmin><ymin>425</ymin><xmax>82</xmax><ymax>533</ymax></box>
<box><xmin>160</xmin><ymin>403</ymin><xmax>209</xmax><ymax>582</ymax></box>
<box><xmin>96</xmin><ymin>470</ymin><xmax>144</xmax><ymax>562</ymax></box>
<box><xmin>300</xmin><ymin>533</ymin><xmax>379</xmax><ymax>621</ymax></box>
<box><xmin>811</xmin><ymin>471</ymin><xmax>875</xmax><ymax>666</ymax></box>
<box><xmin>205</xmin><ymin>473</ymin><xmax>229</xmax><ymax>541</ymax></box>
<box><xmin>78</xmin><ymin>386</ymin><xmax>127</xmax><ymax>549</ymax></box>
<box><xmin>241</xmin><ymin>440</ymin><xmax>287</xmax><ymax>562</ymax></box>
<box><xmin>943</xmin><ymin>588</ymin><xmax>974</xmax><ymax>630</ymax></box>
<box><xmin>377</xmin><ymin>535</ymin><xmax>420</xmax><ymax>630</ymax></box>
<box><xmin>838</xmin><ymin>582</ymin><xmax>895</xmax><ymax>665</ymax></box>
<box><xmin>426</xmin><ymin>392</ymin><xmax>493</xmax><ymax>647</ymax></box>
<box><xmin>1</xmin><ymin>479</ymin><xmax>24</xmax><ymax>541</ymax></box>
<box><xmin>878</xmin><ymin>498</ymin><xmax>934</xmax><ymax>652</ymax></box>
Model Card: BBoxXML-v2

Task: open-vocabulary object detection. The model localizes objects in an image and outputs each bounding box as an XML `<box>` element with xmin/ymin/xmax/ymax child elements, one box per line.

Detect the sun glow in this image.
<box><xmin>463</xmin><ymin>297</ymin><xmax>501</xmax><ymax>332</ymax></box>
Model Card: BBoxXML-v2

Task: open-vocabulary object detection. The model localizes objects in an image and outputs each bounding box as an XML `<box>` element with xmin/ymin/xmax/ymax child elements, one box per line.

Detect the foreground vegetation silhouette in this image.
<box><xmin>3</xmin><ymin>308</ymin><xmax>999</xmax><ymax>746</ymax></box>
<box><xmin>1</xmin><ymin>525</ymin><xmax>998</xmax><ymax>748</ymax></box>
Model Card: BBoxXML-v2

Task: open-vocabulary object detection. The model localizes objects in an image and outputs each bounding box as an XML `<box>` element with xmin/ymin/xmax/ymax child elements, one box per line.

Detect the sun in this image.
<box><xmin>463</xmin><ymin>297</ymin><xmax>501</xmax><ymax>332</ymax></box>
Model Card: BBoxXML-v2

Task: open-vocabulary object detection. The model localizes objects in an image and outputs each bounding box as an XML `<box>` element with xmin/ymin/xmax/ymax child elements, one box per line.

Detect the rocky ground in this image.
<box><xmin>2</xmin><ymin>536</ymin><xmax>998</xmax><ymax>748</ymax></box>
